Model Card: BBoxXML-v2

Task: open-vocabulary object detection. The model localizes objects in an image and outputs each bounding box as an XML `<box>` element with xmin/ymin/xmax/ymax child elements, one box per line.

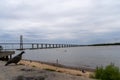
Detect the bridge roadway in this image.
<box><xmin>0</xmin><ymin>43</ymin><xmax>81</xmax><ymax>50</ymax></box>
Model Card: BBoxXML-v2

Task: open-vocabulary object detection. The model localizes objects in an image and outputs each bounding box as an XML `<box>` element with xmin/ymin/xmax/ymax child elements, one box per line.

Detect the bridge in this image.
<box><xmin>0</xmin><ymin>42</ymin><xmax>80</xmax><ymax>50</ymax></box>
<box><xmin>0</xmin><ymin>35</ymin><xmax>81</xmax><ymax>50</ymax></box>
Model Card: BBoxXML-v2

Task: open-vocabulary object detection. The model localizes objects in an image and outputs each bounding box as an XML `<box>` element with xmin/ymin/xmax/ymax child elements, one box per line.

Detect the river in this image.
<box><xmin>15</xmin><ymin>46</ymin><xmax>120</xmax><ymax>69</ymax></box>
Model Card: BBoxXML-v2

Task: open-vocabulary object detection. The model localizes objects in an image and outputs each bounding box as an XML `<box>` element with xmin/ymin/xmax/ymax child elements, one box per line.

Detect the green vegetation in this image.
<box><xmin>32</xmin><ymin>65</ymin><xmax>36</xmax><ymax>67</ymax></box>
<box><xmin>79</xmin><ymin>42</ymin><xmax>120</xmax><ymax>46</ymax></box>
<box><xmin>89</xmin><ymin>43</ymin><xmax>120</xmax><ymax>46</ymax></box>
<box><xmin>95</xmin><ymin>64</ymin><xmax>120</xmax><ymax>80</ymax></box>
<box><xmin>44</xmin><ymin>68</ymin><xmax>56</xmax><ymax>71</ymax></box>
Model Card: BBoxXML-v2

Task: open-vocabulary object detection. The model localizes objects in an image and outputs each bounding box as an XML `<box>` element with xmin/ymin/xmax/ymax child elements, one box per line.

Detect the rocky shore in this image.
<box><xmin>0</xmin><ymin>60</ymin><xmax>96</xmax><ymax>80</ymax></box>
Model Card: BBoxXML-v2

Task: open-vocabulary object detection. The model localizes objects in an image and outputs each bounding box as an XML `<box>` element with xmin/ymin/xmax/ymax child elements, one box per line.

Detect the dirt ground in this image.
<box><xmin>0</xmin><ymin>60</ymin><xmax>95</xmax><ymax>80</ymax></box>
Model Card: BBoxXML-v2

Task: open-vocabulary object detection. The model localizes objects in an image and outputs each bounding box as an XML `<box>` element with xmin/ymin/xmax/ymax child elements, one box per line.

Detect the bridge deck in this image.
<box><xmin>0</xmin><ymin>42</ymin><xmax>80</xmax><ymax>50</ymax></box>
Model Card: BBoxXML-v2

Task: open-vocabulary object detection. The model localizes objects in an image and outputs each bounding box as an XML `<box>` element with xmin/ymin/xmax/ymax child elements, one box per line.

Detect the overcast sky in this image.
<box><xmin>0</xmin><ymin>0</ymin><xmax>120</xmax><ymax>44</ymax></box>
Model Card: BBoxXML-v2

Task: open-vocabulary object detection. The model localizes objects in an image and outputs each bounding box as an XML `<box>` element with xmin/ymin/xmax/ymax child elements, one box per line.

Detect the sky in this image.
<box><xmin>0</xmin><ymin>0</ymin><xmax>120</xmax><ymax>44</ymax></box>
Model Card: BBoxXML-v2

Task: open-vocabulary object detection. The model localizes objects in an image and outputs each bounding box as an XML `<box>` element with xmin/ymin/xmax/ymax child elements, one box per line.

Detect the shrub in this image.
<box><xmin>95</xmin><ymin>64</ymin><xmax>120</xmax><ymax>80</ymax></box>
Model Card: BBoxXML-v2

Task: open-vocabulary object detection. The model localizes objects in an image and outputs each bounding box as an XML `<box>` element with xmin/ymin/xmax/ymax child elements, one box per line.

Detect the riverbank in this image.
<box><xmin>0</xmin><ymin>60</ymin><xmax>95</xmax><ymax>80</ymax></box>
<box><xmin>19</xmin><ymin>59</ymin><xmax>94</xmax><ymax>77</ymax></box>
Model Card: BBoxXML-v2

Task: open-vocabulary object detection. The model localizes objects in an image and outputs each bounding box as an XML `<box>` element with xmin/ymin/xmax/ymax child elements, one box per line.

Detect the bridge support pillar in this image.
<box><xmin>37</xmin><ymin>44</ymin><xmax>39</xmax><ymax>49</ymax></box>
<box><xmin>52</xmin><ymin>44</ymin><xmax>54</xmax><ymax>48</ymax></box>
<box><xmin>32</xmin><ymin>44</ymin><xmax>34</xmax><ymax>49</ymax></box>
<box><xmin>41</xmin><ymin>44</ymin><xmax>43</xmax><ymax>49</ymax></box>
<box><xmin>45</xmin><ymin>44</ymin><xmax>47</xmax><ymax>48</ymax></box>
<box><xmin>20</xmin><ymin>35</ymin><xmax>23</xmax><ymax>50</ymax></box>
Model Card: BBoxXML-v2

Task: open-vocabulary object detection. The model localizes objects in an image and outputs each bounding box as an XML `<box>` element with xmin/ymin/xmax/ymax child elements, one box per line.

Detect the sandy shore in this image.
<box><xmin>19</xmin><ymin>59</ymin><xmax>94</xmax><ymax>77</ymax></box>
<box><xmin>0</xmin><ymin>60</ymin><xmax>95</xmax><ymax>80</ymax></box>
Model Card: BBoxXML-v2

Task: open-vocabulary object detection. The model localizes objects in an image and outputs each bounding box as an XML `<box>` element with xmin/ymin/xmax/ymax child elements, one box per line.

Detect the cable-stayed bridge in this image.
<box><xmin>0</xmin><ymin>42</ymin><xmax>80</xmax><ymax>50</ymax></box>
<box><xmin>0</xmin><ymin>35</ymin><xmax>81</xmax><ymax>50</ymax></box>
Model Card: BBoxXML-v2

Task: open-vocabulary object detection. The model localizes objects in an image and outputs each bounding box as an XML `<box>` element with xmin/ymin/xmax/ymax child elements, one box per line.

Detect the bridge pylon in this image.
<box><xmin>20</xmin><ymin>35</ymin><xmax>23</xmax><ymax>50</ymax></box>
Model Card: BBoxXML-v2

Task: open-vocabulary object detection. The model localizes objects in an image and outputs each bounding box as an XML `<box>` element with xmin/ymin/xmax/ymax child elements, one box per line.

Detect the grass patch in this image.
<box><xmin>44</xmin><ymin>68</ymin><xmax>56</xmax><ymax>72</ymax></box>
<box><xmin>89</xmin><ymin>74</ymin><xmax>95</xmax><ymax>78</ymax></box>
<box><xmin>32</xmin><ymin>65</ymin><xmax>36</xmax><ymax>67</ymax></box>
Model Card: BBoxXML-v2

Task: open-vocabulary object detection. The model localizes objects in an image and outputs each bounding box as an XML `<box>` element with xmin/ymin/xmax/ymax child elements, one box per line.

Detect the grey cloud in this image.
<box><xmin>0</xmin><ymin>0</ymin><xmax>120</xmax><ymax>44</ymax></box>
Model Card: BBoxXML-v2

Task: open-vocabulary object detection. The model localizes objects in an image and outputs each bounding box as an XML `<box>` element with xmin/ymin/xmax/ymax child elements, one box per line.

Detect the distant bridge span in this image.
<box><xmin>0</xmin><ymin>42</ymin><xmax>80</xmax><ymax>50</ymax></box>
<box><xmin>0</xmin><ymin>35</ymin><xmax>80</xmax><ymax>50</ymax></box>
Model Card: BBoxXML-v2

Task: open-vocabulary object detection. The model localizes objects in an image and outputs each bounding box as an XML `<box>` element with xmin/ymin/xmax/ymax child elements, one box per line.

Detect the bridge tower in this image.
<box><xmin>20</xmin><ymin>35</ymin><xmax>23</xmax><ymax>50</ymax></box>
